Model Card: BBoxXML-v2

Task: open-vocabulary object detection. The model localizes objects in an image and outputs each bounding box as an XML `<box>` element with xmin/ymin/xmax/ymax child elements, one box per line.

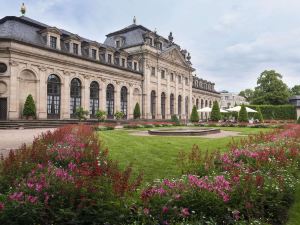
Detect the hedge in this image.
<box><xmin>247</xmin><ymin>105</ymin><xmax>296</xmax><ymax>120</ymax></box>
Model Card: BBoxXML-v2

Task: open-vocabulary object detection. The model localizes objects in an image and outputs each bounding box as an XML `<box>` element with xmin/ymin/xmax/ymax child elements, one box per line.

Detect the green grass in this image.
<box><xmin>287</xmin><ymin>183</ymin><xmax>300</xmax><ymax>225</ymax></box>
<box><xmin>99</xmin><ymin>127</ymin><xmax>270</xmax><ymax>183</ymax></box>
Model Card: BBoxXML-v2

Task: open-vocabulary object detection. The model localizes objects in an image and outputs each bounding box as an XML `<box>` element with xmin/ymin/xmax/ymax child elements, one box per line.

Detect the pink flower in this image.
<box><xmin>181</xmin><ymin>208</ymin><xmax>190</xmax><ymax>217</ymax></box>
<box><xmin>0</xmin><ymin>202</ymin><xmax>4</xmax><ymax>211</ymax></box>
<box><xmin>68</xmin><ymin>162</ymin><xmax>77</xmax><ymax>171</ymax></box>
<box><xmin>27</xmin><ymin>195</ymin><xmax>38</xmax><ymax>204</ymax></box>
<box><xmin>9</xmin><ymin>192</ymin><xmax>24</xmax><ymax>201</ymax></box>
<box><xmin>162</xmin><ymin>206</ymin><xmax>168</xmax><ymax>213</ymax></box>
<box><xmin>143</xmin><ymin>208</ymin><xmax>150</xmax><ymax>215</ymax></box>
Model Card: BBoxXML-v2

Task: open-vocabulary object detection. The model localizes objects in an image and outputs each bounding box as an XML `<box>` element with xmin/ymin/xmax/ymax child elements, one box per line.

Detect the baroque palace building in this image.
<box><xmin>0</xmin><ymin>15</ymin><xmax>220</xmax><ymax>120</ymax></box>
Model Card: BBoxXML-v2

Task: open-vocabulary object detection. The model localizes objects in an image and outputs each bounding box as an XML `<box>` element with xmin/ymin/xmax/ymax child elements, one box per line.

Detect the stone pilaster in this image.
<box><xmin>99</xmin><ymin>79</ymin><xmax>106</xmax><ymax>111</ymax></box>
<box><xmin>8</xmin><ymin>61</ymin><xmax>20</xmax><ymax>119</ymax></box>
<box><xmin>157</xmin><ymin>67</ymin><xmax>161</xmax><ymax>119</ymax></box>
<box><xmin>37</xmin><ymin>66</ymin><xmax>47</xmax><ymax>119</ymax></box>
<box><xmin>61</xmin><ymin>71</ymin><xmax>70</xmax><ymax>119</ymax></box>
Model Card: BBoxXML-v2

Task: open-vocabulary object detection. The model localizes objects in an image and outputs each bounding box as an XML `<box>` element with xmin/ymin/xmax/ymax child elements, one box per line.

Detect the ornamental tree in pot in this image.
<box><xmin>95</xmin><ymin>110</ymin><xmax>106</xmax><ymax>122</ymax></box>
<box><xmin>133</xmin><ymin>102</ymin><xmax>141</xmax><ymax>119</ymax></box>
<box><xmin>23</xmin><ymin>94</ymin><xmax>36</xmax><ymax>120</ymax></box>
<box><xmin>190</xmin><ymin>105</ymin><xmax>199</xmax><ymax>123</ymax></box>
<box><xmin>238</xmin><ymin>104</ymin><xmax>249</xmax><ymax>123</ymax></box>
<box><xmin>211</xmin><ymin>101</ymin><xmax>221</xmax><ymax>122</ymax></box>
<box><xmin>75</xmin><ymin>107</ymin><xmax>89</xmax><ymax>121</ymax></box>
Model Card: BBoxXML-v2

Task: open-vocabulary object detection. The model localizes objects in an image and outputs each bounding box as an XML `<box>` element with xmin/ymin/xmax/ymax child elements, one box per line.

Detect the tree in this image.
<box><xmin>75</xmin><ymin>107</ymin><xmax>89</xmax><ymax>121</ymax></box>
<box><xmin>23</xmin><ymin>94</ymin><xmax>36</xmax><ymax>118</ymax></box>
<box><xmin>238</xmin><ymin>104</ymin><xmax>248</xmax><ymax>122</ymax></box>
<box><xmin>290</xmin><ymin>85</ymin><xmax>300</xmax><ymax>96</ymax></box>
<box><xmin>133</xmin><ymin>103</ymin><xmax>141</xmax><ymax>119</ymax></box>
<box><xmin>190</xmin><ymin>105</ymin><xmax>199</xmax><ymax>122</ymax></box>
<box><xmin>252</xmin><ymin>70</ymin><xmax>290</xmax><ymax>105</ymax></box>
<box><xmin>171</xmin><ymin>114</ymin><xmax>180</xmax><ymax>125</ymax></box>
<box><xmin>239</xmin><ymin>89</ymin><xmax>254</xmax><ymax>103</ymax></box>
<box><xmin>254</xmin><ymin>107</ymin><xmax>264</xmax><ymax>122</ymax></box>
<box><xmin>210</xmin><ymin>101</ymin><xmax>221</xmax><ymax>122</ymax></box>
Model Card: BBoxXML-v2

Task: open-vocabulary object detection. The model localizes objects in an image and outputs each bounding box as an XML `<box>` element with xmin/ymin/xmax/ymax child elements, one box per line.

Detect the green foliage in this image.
<box><xmin>171</xmin><ymin>115</ymin><xmax>180</xmax><ymax>125</ymax></box>
<box><xmin>95</xmin><ymin>110</ymin><xmax>106</xmax><ymax>122</ymax></box>
<box><xmin>252</xmin><ymin>70</ymin><xmax>290</xmax><ymax>105</ymax></box>
<box><xmin>297</xmin><ymin>116</ymin><xmax>300</xmax><ymax>124</ymax></box>
<box><xmin>238</xmin><ymin>104</ymin><xmax>248</xmax><ymax>122</ymax></box>
<box><xmin>75</xmin><ymin>107</ymin><xmax>89</xmax><ymax>121</ymax></box>
<box><xmin>254</xmin><ymin>107</ymin><xmax>264</xmax><ymax>122</ymax></box>
<box><xmin>239</xmin><ymin>88</ymin><xmax>254</xmax><ymax>103</ymax></box>
<box><xmin>210</xmin><ymin>101</ymin><xmax>221</xmax><ymax>122</ymax></box>
<box><xmin>190</xmin><ymin>105</ymin><xmax>199</xmax><ymax>123</ymax></box>
<box><xmin>114</xmin><ymin>111</ymin><xmax>125</xmax><ymax>120</ymax></box>
<box><xmin>22</xmin><ymin>94</ymin><xmax>36</xmax><ymax>118</ymax></box>
<box><xmin>133</xmin><ymin>103</ymin><xmax>141</xmax><ymax>119</ymax></box>
<box><xmin>248</xmin><ymin>105</ymin><xmax>297</xmax><ymax>120</ymax></box>
<box><xmin>290</xmin><ymin>85</ymin><xmax>300</xmax><ymax>96</ymax></box>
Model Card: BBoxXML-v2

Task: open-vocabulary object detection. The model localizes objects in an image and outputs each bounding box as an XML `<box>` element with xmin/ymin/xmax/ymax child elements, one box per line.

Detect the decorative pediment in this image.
<box><xmin>160</xmin><ymin>46</ymin><xmax>189</xmax><ymax>68</ymax></box>
<box><xmin>39</xmin><ymin>27</ymin><xmax>62</xmax><ymax>35</ymax></box>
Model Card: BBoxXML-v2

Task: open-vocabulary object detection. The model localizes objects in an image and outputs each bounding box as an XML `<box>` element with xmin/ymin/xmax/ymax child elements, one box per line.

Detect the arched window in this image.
<box><xmin>178</xmin><ymin>95</ymin><xmax>182</xmax><ymax>118</ymax></box>
<box><xmin>209</xmin><ymin>100</ymin><xmax>212</xmax><ymax>108</ymax></box>
<box><xmin>185</xmin><ymin>96</ymin><xmax>189</xmax><ymax>117</ymax></box>
<box><xmin>170</xmin><ymin>94</ymin><xmax>174</xmax><ymax>115</ymax></box>
<box><xmin>201</xmin><ymin>99</ymin><xmax>204</xmax><ymax>108</ymax></box>
<box><xmin>106</xmin><ymin>84</ymin><xmax>114</xmax><ymax>119</ymax></box>
<box><xmin>205</xmin><ymin>100</ymin><xmax>208</xmax><ymax>107</ymax></box>
<box><xmin>121</xmin><ymin>86</ymin><xmax>128</xmax><ymax>119</ymax></box>
<box><xmin>196</xmin><ymin>99</ymin><xmax>199</xmax><ymax>109</ymax></box>
<box><xmin>47</xmin><ymin>74</ymin><xmax>61</xmax><ymax>119</ymax></box>
<box><xmin>90</xmin><ymin>81</ymin><xmax>99</xmax><ymax>118</ymax></box>
<box><xmin>161</xmin><ymin>92</ymin><xmax>166</xmax><ymax>119</ymax></box>
<box><xmin>70</xmin><ymin>78</ymin><xmax>81</xmax><ymax>118</ymax></box>
<box><xmin>151</xmin><ymin>90</ymin><xmax>156</xmax><ymax>119</ymax></box>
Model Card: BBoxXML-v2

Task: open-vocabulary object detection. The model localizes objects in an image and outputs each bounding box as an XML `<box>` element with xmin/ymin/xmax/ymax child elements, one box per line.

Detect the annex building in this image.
<box><xmin>0</xmin><ymin>15</ymin><xmax>220</xmax><ymax>120</ymax></box>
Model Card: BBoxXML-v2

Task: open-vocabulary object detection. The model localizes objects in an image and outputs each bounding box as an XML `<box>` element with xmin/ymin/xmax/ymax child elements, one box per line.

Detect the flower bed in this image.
<box><xmin>138</xmin><ymin>125</ymin><xmax>300</xmax><ymax>224</ymax></box>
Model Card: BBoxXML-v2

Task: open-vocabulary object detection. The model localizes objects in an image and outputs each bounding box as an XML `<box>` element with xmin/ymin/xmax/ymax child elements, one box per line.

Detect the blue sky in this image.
<box><xmin>1</xmin><ymin>0</ymin><xmax>300</xmax><ymax>92</ymax></box>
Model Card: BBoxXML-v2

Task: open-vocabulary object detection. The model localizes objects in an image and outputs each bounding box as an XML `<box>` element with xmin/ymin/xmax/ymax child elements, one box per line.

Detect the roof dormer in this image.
<box><xmin>39</xmin><ymin>27</ymin><xmax>62</xmax><ymax>50</ymax></box>
<box><xmin>63</xmin><ymin>34</ymin><xmax>82</xmax><ymax>55</ymax></box>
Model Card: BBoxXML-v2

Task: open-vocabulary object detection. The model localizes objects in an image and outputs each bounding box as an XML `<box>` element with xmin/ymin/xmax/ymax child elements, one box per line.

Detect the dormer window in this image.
<box><xmin>149</xmin><ymin>38</ymin><xmax>153</xmax><ymax>46</ymax></box>
<box><xmin>91</xmin><ymin>49</ymin><xmax>97</xmax><ymax>59</ymax></box>
<box><xmin>134</xmin><ymin>62</ymin><xmax>137</xmax><ymax>71</ymax></box>
<box><xmin>116</xmin><ymin>40</ymin><xmax>120</xmax><ymax>48</ymax></box>
<box><xmin>157</xmin><ymin>42</ymin><xmax>162</xmax><ymax>50</ymax></box>
<box><xmin>122</xmin><ymin>58</ymin><xmax>125</xmax><ymax>67</ymax></box>
<box><xmin>151</xmin><ymin>67</ymin><xmax>155</xmax><ymax>76</ymax></box>
<box><xmin>50</xmin><ymin>36</ymin><xmax>57</xmax><ymax>49</ymax></box>
<box><xmin>108</xmin><ymin>54</ymin><xmax>112</xmax><ymax>64</ymax></box>
<box><xmin>73</xmin><ymin>43</ymin><xmax>79</xmax><ymax>55</ymax></box>
<box><xmin>161</xmin><ymin>70</ymin><xmax>165</xmax><ymax>79</ymax></box>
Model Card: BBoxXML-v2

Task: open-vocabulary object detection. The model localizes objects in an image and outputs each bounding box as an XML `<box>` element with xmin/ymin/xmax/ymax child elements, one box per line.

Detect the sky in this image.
<box><xmin>1</xmin><ymin>0</ymin><xmax>300</xmax><ymax>92</ymax></box>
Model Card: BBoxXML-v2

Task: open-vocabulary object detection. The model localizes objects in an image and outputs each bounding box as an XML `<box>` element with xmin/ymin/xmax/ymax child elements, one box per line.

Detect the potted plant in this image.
<box><xmin>190</xmin><ymin>105</ymin><xmax>199</xmax><ymax>123</ymax></box>
<box><xmin>75</xmin><ymin>107</ymin><xmax>89</xmax><ymax>122</ymax></box>
<box><xmin>95</xmin><ymin>110</ymin><xmax>106</xmax><ymax>122</ymax></box>
<box><xmin>23</xmin><ymin>94</ymin><xmax>36</xmax><ymax>120</ymax></box>
<box><xmin>238</xmin><ymin>104</ymin><xmax>248</xmax><ymax>125</ymax></box>
<box><xmin>114</xmin><ymin>111</ymin><xmax>125</xmax><ymax>125</ymax></box>
<box><xmin>133</xmin><ymin>102</ymin><xmax>141</xmax><ymax>119</ymax></box>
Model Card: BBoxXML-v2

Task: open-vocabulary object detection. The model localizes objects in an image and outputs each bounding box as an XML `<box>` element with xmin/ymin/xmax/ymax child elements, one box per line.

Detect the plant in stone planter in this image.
<box><xmin>114</xmin><ymin>111</ymin><xmax>125</xmax><ymax>120</ymax></box>
<box><xmin>211</xmin><ymin>101</ymin><xmax>221</xmax><ymax>122</ymax></box>
<box><xmin>238</xmin><ymin>104</ymin><xmax>248</xmax><ymax>123</ymax></box>
<box><xmin>96</xmin><ymin>110</ymin><xmax>106</xmax><ymax>122</ymax></box>
<box><xmin>23</xmin><ymin>94</ymin><xmax>36</xmax><ymax>119</ymax></box>
<box><xmin>133</xmin><ymin>102</ymin><xmax>141</xmax><ymax>119</ymax></box>
<box><xmin>75</xmin><ymin>107</ymin><xmax>89</xmax><ymax>121</ymax></box>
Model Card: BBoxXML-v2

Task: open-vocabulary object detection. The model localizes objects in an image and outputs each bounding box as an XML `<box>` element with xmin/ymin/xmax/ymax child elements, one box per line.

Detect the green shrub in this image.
<box><xmin>75</xmin><ymin>107</ymin><xmax>89</xmax><ymax>121</ymax></box>
<box><xmin>23</xmin><ymin>94</ymin><xmax>36</xmax><ymax>118</ymax></box>
<box><xmin>144</xmin><ymin>124</ymin><xmax>154</xmax><ymax>128</ymax></box>
<box><xmin>171</xmin><ymin>115</ymin><xmax>180</xmax><ymax>125</ymax></box>
<box><xmin>238</xmin><ymin>104</ymin><xmax>248</xmax><ymax>122</ymax></box>
<box><xmin>133</xmin><ymin>103</ymin><xmax>141</xmax><ymax>119</ymax></box>
<box><xmin>211</xmin><ymin>101</ymin><xmax>221</xmax><ymax>122</ymax></box>
<box><xmin>248</xmin><ymin>105</ymin><xmax>296</xmax><ymax>120</ymax></box>
<box><xmin>254</xmin><ymin>107</ymin><xmax>264</xmax><ymax>122</ymax></box>
<box><xmin>95</xmin><ymin>110</ymin><xmax>106</xmax><ymax>122</ymax></box>
<box><xmin>114</xmin><ymin>111</ymin><xmax>125</xmax><ymax>120</ymax></box>
<box><xmin>297</xmin><ymin>116</ymin><xmax>300</xmax><ymax>124</ymax></box>
<box><xmin>190</xmin><ymin>105</ymin><xmax>199</xmax><ymax>122</ymax></box>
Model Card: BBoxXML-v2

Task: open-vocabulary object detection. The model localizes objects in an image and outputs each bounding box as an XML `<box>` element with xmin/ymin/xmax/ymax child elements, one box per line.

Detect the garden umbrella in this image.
<box><xmin>227</xmin><ymin>106</ymin><xmax>257</xmax><ymax>113</ymax></box>
<box><xmin>197</xmin><ymin>107</ymin><xmax>228</xmax><ymax>113</ymax></box>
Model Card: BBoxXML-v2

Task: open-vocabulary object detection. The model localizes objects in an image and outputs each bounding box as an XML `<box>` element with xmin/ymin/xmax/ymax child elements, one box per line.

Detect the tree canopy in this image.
<box><xmin>252</xmin><ymin>70</ymin><xmax>290</xmax><ymax>105</ymax></box>
<box><xmin>239</xmin><ymin>89</ymin><xmax>254</xmax><ymax>103</ymax></box>
<box><xmin>290</xmin><ymin>85</ymin><xmax>300</xmax><ymax>96</ymax></box>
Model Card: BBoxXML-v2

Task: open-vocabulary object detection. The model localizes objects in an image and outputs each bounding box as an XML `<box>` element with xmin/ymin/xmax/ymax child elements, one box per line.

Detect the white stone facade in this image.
<box><xmin>0</xmin><ymin>16</ymin><xmax>220</xmax><ymax>120</ymax></box>
<box><xmin>220</xmin><ymin>91</ymin><xmax>248</xmax><ymax>109</ymax></box>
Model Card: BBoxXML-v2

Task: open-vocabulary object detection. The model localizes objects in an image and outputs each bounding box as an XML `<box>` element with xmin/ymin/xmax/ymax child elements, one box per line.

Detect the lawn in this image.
<box><xmin>99</xmin><ymin>127</ymin><xmax>270</xmax><ymax>183</ymax></box>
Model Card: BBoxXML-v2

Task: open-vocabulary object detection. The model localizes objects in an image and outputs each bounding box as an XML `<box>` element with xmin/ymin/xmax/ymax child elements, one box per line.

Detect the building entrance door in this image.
<box><xmin>0</xmin><ymin>98</ymin><xmax>7</xmax><ymax>120</ymax></box>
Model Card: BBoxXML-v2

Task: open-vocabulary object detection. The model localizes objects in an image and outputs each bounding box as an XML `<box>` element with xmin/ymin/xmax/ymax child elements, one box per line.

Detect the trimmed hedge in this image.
<box><xmin>248</xmin><ymin>105</ymin><xmax>297</xmax><ymax>120</ymax></box>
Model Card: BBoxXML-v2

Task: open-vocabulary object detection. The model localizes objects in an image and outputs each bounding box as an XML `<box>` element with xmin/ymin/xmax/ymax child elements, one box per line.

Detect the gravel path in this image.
<box><xmin>0</xmin><ymin>128</ymin><xmax>56</xmax><ymax>157</ymax></box>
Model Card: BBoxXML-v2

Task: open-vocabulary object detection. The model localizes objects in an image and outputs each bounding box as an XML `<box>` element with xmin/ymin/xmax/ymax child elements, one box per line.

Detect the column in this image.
<box><xmin>37</xmin><ymin>67</ymin><xmax>47</xmax><ymax>119</ymax></box>
<box><xmin>8</xmin><ymin>61</ymin><xmax>20</xmax><ymax>119</ymax></box>
<box><xmin>115</xmin><ymin>83</ymin><xmax>120</xmax><ymax>113</ymax></box>
<box><xmin>61</xmin><ymin>72</ymin><xmax>70</xmax><ymax>119</ymax></box>
<box><xmin>166</xmin><ymin>71</ymin><xmax>171</xmax><ymax>119</ymax></box>
<box><xmin>99</xmin><ymin>80</ymin><xmax>106</xmax><ymax>111</ymax></box>
<box><xmin>157</xmin><ymin>67</ymin><xmax>161</xmax><ymax>119</ymax></box>
<box><xmin>128</xmin><ymin>85</ymin><xmax>133</xmax><ymax>119</ymax></box>
<box><xmin>83</xmin><ymin>75</ymin><xmax>90</xmax><ymax>115</ymax></box>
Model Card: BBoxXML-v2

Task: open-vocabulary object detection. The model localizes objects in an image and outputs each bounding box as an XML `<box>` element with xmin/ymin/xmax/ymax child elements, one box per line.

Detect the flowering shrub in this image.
<box><xmin>138</xmin><ymin>125</ymin><xmax>300</xmax><ymax>224</ymax></box>
<box><xmin>0</xmin><ymin>125</ymin><xmax>142</xmax><ymax>224</ymax></box>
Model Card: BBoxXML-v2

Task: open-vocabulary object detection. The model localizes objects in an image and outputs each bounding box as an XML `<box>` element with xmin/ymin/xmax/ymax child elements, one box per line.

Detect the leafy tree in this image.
<box><xmin>239</xmin><ymin>89</ymin><xmax>254</xmax><ymax>102</ymax></box>
<box><xmin>190</xmin><ymin>105</ymin><xmax>199</xmax><ymax>123</ymax></box>
<box><xmin>23</xmin><ymin>94</ymin><xmax>36</xmax><ymax>118</ymax></box>
<box><xmin>252</xmin><ymin>70</ymin><xmax>290</xmax><ymax>105</ymax></box>
<box><xmin>75</xmin><ymin>107</ymin><xmax>89</xmax><ymax>121</ymax></box>
<box><xmin>211</xmin><ymin>101</ymin><xmax>221</xmax><ymax>122</ymax></box>
<box><xmin>254</xmin><ymin>107</ymin><xmax>264</xmax><ymax>122</ymax></box>
<box><xmin>238</xmin><ymin>104</ymin><xmax>248</xmax><ymax>122</ymax></box>
<box><xmin>95</xmin><ymin>110</ymin><xmax>106</xmax><ymax>122</ymax></box>
<box><xmin>290</xmin><ymin>85</ymin><xmax>300</xmax><ymax>96</ymax></box>
<box><xmin>114</xmin><ymin>111</ymin><xmax>124</xmax><ymax>120</ymax></box>
<box><xmin>133</xmin><ymin>103</ymin><xmax>141</xmax><ymax>119</ymax></box>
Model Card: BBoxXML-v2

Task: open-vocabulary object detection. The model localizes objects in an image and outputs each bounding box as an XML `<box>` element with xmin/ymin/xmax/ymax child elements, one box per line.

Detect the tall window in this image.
<box><xmin>90</xmin><ymin>81</ymin><xmax>99</xmax><ymax>118</ymax></box>
<box><xmin>178</xmin><ymin>75</ymin><xmax>181</xmax><ymax>83</ymax></box>
<box><xmin>122</xmin><ymin>58</ymin><xmax>125</xmax><ymax>67</ymax></box>
<box><xmin>47</xmin><ymin>74</ymin><xmax>60</xmax><ymax>119</ymax></box>
<box><xmin>185</xmin><ymin>96</ymin><xmax>189</xmax><ymax>117</ymax></box>
<box><xmin>196</xmin><ymin>99</ymin><xmax>199</xmax><ymax>109</ymax></box>
<box><xmin>73</xmin><ymin>43</ymin><xmax>78</xmax><ymax>55</ymax></box>
<box><xmin>151</xmin><ymin>67</ymin><xmax>155</xmax><ymax>76</ymax></box>
<box><xmin>121</xmin><ymin>86</ymin><xmax>128</xmax><ymax>119</ymax></box>
<box><xmin>170</xmin><ymin>73</ymin><xmax>174</xmax><ymax>81</ymax></box>
<box><xmin>161</xmin><ymin>92</ymin><xmax>166</xmax><ymax>119</ymax></box>
<box><xmin>134</xmin><ymin>62</ymin><xmax>137</xmax><ymax>71</ymax></box>
<box><xmin>70</xmin><ymin>78</ymin><xmax>81</xmax><ymax>118</ymax></box>
<box><xmin>92</xmin><ymin>49</ymin><xmax>97</xmax><ymax>59</ymax></box>
<box><xmin>116</xmin><ymin>40</ymin><xmax>120</xmax><ymax>48</ymax></box>
<box><xmin>170</xmin><ymin>94</ymin><xmax>174</xmax><ymax>115</ymax></box>
<box><xmin>50</xmin><ymin>36</ymin><xmax>57</xmax><ymax>49</ymax></box>
<box><xmin>115</xmin><ymin>57</ymin><xmax>120</xmax><ymax>66</ymax></box>
<box><xmin>106</xmin><ymin>84</ymin><xmax>114</xmax><ymax>119</ymax></box>
<box><xmin>108</xmin><ymin>54</ymin><xmax>112</xmax><ymax>64</ymax></box>
<box><xmin>178</xmin><ymin>95</ymin><xmax>182</xmax><ymax>117</ymax></box>
<box><xmin>185</xmin><ymin>77</ymin><xmax>188</xmax><ymax>85</ymax></box>
<box><xmin>151</xmin><ymin>91</ymin><xmax>156</xmax><ymax>119</ymax></box>
<box><xmin>161</xmin><ymin>70</ymin><xmax>165</xmax><ymax>79</ymax></box>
